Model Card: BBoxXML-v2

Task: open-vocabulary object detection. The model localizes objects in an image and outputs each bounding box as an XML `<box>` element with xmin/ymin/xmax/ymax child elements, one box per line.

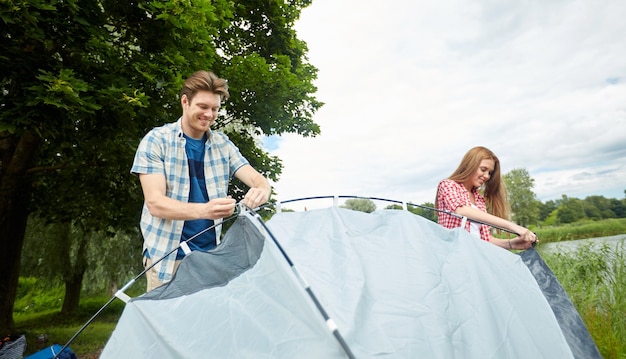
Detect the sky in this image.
<box><xmin>264</xmin><ymin>0</ymin><xmax>626</xmax><ymax>210</ymax></box>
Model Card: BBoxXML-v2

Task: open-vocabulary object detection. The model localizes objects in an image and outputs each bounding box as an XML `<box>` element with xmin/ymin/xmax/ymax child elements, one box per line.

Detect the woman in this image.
<box><xmin>436</xmin><ymin>146</ymin><xmax>536</xmax><ymax>250</ymax></box>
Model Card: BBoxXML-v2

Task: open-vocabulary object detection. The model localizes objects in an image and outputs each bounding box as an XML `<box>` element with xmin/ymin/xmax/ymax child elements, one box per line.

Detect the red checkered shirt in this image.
<box><xmin>436</xmin><ymin>179</ymin><xmax>491</xmax><ymax>242</ymax></box>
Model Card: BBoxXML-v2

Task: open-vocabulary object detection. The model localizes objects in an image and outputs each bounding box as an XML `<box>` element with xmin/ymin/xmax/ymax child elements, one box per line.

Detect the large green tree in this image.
<box><xmin>584</xmin><ymin>195</ymin><xmax>616</xmax><ymax>219</ymax></box>
<box><xmin>556</xmin><ymin>195</ymin><xmax>586</xmax><ymax>224</ymax></box>
<box><xmin>0</xmin><ymin>0</ymin><xmax>320</xmax><ymax>334</ymax></box>
<box><xmin>538</xmin><ymin>199</ymin><xmax>559</xmax><ymax>222</ymax></box>
<box><xmin>21</xmin><ymin>217</ymin><xmax>144</xmax><ymax>308</ymax></box>
<box><xmin>503</xmin><ymin>168</ymin><xmax>540</xmax><ymax>227</ymax></box>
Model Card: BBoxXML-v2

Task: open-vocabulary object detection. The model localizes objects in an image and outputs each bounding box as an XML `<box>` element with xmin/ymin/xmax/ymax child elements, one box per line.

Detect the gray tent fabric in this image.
<box><xmin>101</xmin><ymin>207</ymin><xmax>593</xmax><ymax>358</ymax></box>
<box><xmin>520</xmin><ymin>249</ymin><xmax>602</xmax><ymax>359</ymax></box>
<box><xmin>139</xmin><ymin>216</ymin><xmax>265</xmax><ymax>300</ymax></box>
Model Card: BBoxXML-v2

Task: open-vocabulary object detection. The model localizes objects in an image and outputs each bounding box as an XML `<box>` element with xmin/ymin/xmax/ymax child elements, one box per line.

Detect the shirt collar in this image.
<box><xmin>175</xmin><ymin>117</ymin><xmax>214</xmax><ymax>141</ymax></box>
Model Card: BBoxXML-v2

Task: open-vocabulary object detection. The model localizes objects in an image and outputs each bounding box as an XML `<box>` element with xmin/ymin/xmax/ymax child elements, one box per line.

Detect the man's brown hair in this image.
<box><xmin>180</xmin><ymin>70</ymin><xmax>230</xmax><ymax>103</ymax></box>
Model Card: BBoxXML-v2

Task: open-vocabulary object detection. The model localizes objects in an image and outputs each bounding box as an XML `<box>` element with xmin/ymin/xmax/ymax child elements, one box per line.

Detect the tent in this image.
<box><xmin>99</xmin><ymin>204</ymin><xmax>601</xmax><ymax>358</ymax></box>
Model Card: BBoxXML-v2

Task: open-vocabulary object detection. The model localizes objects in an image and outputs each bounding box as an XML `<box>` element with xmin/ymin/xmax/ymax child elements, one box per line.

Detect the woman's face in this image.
<box><xmin>464</xmin><ymin>159</ymin><xmax>495</xmax><ymax>191</ymax></box>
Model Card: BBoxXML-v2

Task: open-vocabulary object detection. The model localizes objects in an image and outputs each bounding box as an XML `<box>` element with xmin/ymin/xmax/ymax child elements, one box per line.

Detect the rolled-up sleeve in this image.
<box><xmin>438</xmin><ymin>179</ymin><xmax>470</xmax><ymax>212</ymax></box>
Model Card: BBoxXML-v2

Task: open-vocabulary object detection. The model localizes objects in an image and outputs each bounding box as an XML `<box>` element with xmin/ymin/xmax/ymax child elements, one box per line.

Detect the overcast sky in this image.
<box><xmin>264</xmin><ymin>0</ymin><xmax>626</xmax><ymax>210</ymax></box>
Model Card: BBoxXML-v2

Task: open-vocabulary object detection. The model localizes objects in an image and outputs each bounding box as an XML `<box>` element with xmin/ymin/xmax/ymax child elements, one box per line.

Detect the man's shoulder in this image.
<box><xmin>151</xmin><ymin>120</ymin><xmax>180</xmax><ymax>134</ymax></box>
<box><xmin>143</xmin><ymin>121</ymin><xmax>180</xmax><ymax>141</ymax></box>
<box><xmin>209</xmin><ymin>130</ymin><xmax>233</xmax><ymax>144</ymax></box>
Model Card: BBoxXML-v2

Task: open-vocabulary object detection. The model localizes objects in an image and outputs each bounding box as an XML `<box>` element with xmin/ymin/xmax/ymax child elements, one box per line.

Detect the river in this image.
<box><xmin>540</xmin><ymin>234</ymin><xmax>626</xmax><ymax>255</ymax></box>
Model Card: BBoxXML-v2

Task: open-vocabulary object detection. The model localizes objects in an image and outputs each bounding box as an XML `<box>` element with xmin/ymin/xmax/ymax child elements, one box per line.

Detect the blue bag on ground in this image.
<box><xmin>24</xmin><ymin>345</ymin><xmax>77</xmax><ymax>359</ymax></box>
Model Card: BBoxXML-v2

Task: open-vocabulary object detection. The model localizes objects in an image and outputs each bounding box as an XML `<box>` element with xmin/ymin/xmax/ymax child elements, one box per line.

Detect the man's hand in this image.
<box><xmin>206</xmin><ymin>197</ymin><xmax>237</xmax><ymax>219</ymax></box>
<box><xmin>242</xmin><ymin>187</ymin><xmax>270</xmax><ymax>209</ymax></box>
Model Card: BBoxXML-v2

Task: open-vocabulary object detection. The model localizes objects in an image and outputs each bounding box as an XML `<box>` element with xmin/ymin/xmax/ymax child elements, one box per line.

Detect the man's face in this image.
<box><xmin>181</xmin><ymin>90</ymin><xmax>221</xmax><ymax>139</ymax></box>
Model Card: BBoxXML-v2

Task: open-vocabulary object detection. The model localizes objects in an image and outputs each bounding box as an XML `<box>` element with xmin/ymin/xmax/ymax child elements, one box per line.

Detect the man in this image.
<box><xmin>131</xmin><ymin>70</ymin><xmax>271</xmax><ymax>291</ymax></box>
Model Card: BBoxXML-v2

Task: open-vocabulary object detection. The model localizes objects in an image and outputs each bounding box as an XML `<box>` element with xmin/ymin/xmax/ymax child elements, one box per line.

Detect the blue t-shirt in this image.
<box><xmin>178</xmin><ymin>134</ymin><xmax>216</xmax><ymax>258</ymax></box>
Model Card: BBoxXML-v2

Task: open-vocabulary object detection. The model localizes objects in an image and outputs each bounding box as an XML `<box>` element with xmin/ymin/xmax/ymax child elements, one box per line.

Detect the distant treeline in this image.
<box><xmin>382</xmin><ymin>193</ymin><xmax>626</xmax><ymax>227</ymax></box>
<box><xmin>538</xmin><ymin>194</ymin><xmax>626</xmax><ymax>225</ymax></box>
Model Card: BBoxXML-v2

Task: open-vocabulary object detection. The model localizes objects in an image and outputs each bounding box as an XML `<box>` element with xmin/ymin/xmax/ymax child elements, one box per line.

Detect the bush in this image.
<box><xmin>14</xmin><ymin>278</ymin><xmax>63</xmax><ymax>316</ymax></box>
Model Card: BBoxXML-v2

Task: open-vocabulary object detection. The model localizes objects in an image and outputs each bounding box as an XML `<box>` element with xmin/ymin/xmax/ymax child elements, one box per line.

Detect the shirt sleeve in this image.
<box><xmin>215</xmin><ymin>133</ymin><xmax>249</xmax><ymax>177</ymax></box>
<box><xmin>130</xmin><ymin>130</ymin><xmax>166</xmax><ymax>176</ymax></box>
<box><xmin>437</xmin><ymin>179</ymin><xmax>471</xmax><ymax>212</ymax></box>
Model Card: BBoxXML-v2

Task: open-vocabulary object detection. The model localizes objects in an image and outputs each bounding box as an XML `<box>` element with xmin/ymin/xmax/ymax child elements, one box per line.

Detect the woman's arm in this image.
<box><xmin>454</xmin><ymin>205</ymin><xmax>537</xmax><ymax>249</ymax></box>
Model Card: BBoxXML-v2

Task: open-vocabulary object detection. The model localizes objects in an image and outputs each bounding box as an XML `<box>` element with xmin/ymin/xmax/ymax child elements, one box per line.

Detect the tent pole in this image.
<box><xmin>52</xmin><ymin>216</ymin><xmax>237</xmax><ymax>359</ymax></box>
<box><xmin>241</xmin><ymin>206</ymin><xmax>357</xmax><ymax>359</ymax></box>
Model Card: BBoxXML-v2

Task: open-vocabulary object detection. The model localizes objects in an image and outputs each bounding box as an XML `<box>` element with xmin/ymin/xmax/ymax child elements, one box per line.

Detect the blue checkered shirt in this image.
<box><xmin>131</xmin><ymin>118</ymin><xmax>249</xmax><ymax>282</ymax></box>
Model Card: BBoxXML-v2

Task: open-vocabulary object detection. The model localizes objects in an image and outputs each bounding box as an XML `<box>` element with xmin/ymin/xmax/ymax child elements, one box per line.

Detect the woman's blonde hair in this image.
<box><xmin>439</xmin><ymin>146</ymin><xmax>510</xmax><ymax>219</ymax></box>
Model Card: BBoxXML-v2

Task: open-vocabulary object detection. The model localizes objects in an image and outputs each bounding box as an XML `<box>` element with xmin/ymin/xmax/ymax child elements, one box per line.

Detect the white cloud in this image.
<box><xmin>267</xmin><ymin>0</ymin><xmax>626</xmax><ymax>209</ymax></box>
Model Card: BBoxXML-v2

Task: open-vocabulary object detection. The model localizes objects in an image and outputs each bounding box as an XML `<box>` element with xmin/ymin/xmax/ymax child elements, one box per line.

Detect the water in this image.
<box><xmin>540</xmin><ymin>234</ymin><xmax>626</xmax><ymax>255</ymax></box>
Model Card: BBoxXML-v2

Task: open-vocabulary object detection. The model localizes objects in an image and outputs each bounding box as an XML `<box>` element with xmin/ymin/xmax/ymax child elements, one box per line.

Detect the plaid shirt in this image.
<box><xmin>131</xmin><ymin>118</ymin><xmax>249</xmax><ymax>282</ymax></box>
<box><xmin>436</xmin><ymin>179</ymin><xmax>491</xmax><ymax>242</ymax></box>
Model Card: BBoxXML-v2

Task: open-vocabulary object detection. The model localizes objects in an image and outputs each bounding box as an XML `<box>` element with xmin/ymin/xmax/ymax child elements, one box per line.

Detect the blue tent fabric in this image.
<box><xmin>101</xmin><ymin>215</ymin><xmax>345</xmax><ymax>358</ymax></box>
<box><xmin>101</xmin><ymin>207</ymin><xmax>595</xmax><ymax>358</ymax></box>
<box><xmin>266</xmin><ymin>208</ymin><xmax>576</xmax><ymax>358</ymax></box>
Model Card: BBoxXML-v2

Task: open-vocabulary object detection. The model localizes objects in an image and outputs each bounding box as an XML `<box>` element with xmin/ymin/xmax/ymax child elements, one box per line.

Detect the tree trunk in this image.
<box><xmin>0</xmin><ymin>131</ymin><xmax>40</xmax><ymax>335</ymax></box>
<box><xmin>60</xmin><ymin>227</ymin><xmax>89</xmax><ymax>315</ymax></box>
<box><xmin>61</xmin><ymin>271</ymin><xmax>85</xmax><ymax>315</ymax></box>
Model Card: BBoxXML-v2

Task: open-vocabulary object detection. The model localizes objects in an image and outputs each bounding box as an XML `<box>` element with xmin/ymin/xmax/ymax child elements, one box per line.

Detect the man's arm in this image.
<box><xmin>234</xmin><ymin>164</ymin><xmax>271</xmax><ymax>209</ymax></box>
<box><xmin>139</xmin><ymin>173</ymin><xmax>236</xmax><ymax>220</ymax></box>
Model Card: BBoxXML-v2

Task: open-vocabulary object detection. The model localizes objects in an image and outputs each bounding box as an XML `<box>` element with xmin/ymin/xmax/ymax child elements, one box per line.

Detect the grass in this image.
<box><xmin>13</xmin><ymin>279</ymin><xmax>144</xmax><ymax>357</ymax></box>
<box><xmin>539</xmin><ymin>242</ymin><xmax>626</xmax><ymax>359</ymax></box>
<box><xmin>15</xmin><ymin>296</ymin><xmax>126</xmax><ymax>357</ymax></box>
<box><xmin>12</xmin><ymin>218</ymin><xmax>626</xmax><ymax>358</ymax></box>
<box><xmin>533</xmin><ymin>218</ymin><xmax>626</xmax><ymax>243</ymax></box>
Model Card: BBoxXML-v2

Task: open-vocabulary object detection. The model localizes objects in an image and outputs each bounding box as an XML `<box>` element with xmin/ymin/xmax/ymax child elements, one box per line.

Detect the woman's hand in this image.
<box><xmin>519</xmin><ymin>228</ymin><xmax>537</xmax><ymax>244</ymax></box>
<box><xmin>509</xmin><ymin>231</ymin><xmax>538</xmax><ymax>250</ymax></box>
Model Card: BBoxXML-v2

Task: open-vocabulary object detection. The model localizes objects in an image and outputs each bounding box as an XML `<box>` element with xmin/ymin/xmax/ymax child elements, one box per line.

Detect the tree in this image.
<box><xmin>342</xmin><ymin>198</ymin><xmax>377</xmax><ymax>213</ymax></box>
<box><xmin>410</xmin><ymin>202</ymin><xmax>438</xmax><ymax>222</ymax></box>
<box><xmin>503</xmin><ymin>168</ymin><xmax>540</xmax><ymax>227</ymax></box>
<box><xmin>0</xmin><ymin>0</ymin><xmax>319</xmax><ymax>334</ymax></box>
<box><xmin>556</xmin><ymin>195</ymin><xmax>586</xmax><ymax>224</ymax></box>
<box><xmin>609</xmin><ymin>198</ymin><xmax>626</xmax><ymax>218</ymax></box>
<box><xmin>385</xmin><ymin>202</ymin><xmax>437</xmax><ymax>222</ymax></box>
<box><xmin>538</xmin><ymin>200</ymin><xmax>558</xmax><ymax>222</ymax></box>
<box><xmin>583</xmin><ymin>195</ymin><xmax>616</xmax><ymax>219</ymax></box>
<box><xmin>21</xmin><ymin>217</ymin><xmax>143</xmax><ymax>298</ymax></box>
